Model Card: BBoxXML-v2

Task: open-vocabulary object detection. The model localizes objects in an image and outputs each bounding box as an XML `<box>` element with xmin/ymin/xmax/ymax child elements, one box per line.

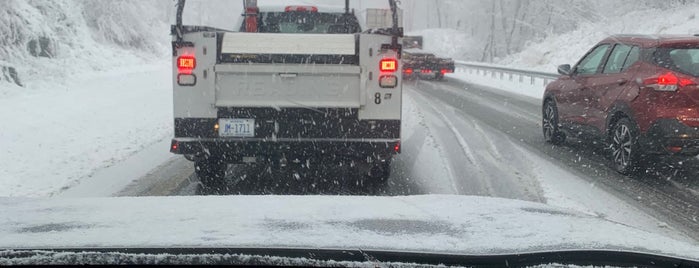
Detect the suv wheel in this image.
<box><xmin>610</xmin><ymin>118</ymin><xmax>642</xmax><ymax>175</ymax></box>
<box><xmin>543</xmin><ymin>100</ymin><xmax>566</xmax><ymax>145</ymax></box>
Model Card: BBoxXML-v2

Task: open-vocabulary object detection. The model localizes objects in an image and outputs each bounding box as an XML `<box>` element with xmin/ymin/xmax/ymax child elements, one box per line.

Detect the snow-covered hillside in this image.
<box><xmin>0</xmin><ymin>0</ymin><xmax>170</xmax><ymax>96</ymax></box>
<box><xmin>0</xmin><ymin>1</ymin><xmax>173</xmax><ymax>197</ymax></box>
<box><xmin>406</xmin><ymin>29</ymin><xmax>475</xmax><ymax>60</ymax></box>
<box><xmin>499</xmin><ymin>3</ymin><xmax>699</xmax><ymax>72</ymax></box>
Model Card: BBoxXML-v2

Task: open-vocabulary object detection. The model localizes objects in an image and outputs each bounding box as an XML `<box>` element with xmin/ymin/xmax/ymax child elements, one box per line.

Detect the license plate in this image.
<box><xmin>219</xmin><ymin>119</ymin><xmax>255</xmax><ymax>137</ymax></box>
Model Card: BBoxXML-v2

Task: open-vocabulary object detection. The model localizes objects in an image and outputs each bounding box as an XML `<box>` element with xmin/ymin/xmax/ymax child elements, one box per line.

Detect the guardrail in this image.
<box><xmin>454</xmin><ymin>61</ymin><xmax>559</xmax><ymax>86</ymax></box>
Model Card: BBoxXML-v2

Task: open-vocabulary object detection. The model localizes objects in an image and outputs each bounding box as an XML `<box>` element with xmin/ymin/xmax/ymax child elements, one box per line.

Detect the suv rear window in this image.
<box><xmin>242</xmin><ymin>12</ymin><xmax>361</xmax><ymax>34</ymax></box>
<box><xmin>653</xmin><ymin>47</ymin><xmax>699</xmax><ymax>77</ymax></box>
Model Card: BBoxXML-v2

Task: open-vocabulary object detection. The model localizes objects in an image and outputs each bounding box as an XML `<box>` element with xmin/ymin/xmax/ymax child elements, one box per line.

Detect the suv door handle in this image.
<box><xmin>617</xmin><ymin>78</ymin><xmax>628</xmax><ymax>85</ymax></box>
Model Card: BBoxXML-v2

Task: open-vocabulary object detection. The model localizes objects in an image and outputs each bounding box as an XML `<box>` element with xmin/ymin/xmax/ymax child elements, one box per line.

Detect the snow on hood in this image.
<box><xmin>0</xmin><ymin>195</ymin><xmax>697</xmax><ymax>260</ymax></box>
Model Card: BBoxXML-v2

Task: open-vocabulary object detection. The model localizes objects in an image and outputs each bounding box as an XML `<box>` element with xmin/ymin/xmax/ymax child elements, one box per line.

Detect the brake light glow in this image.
<box><xmin>394</xmin><ymin>142</ymin><xmax>401</xmax><ymax>153</ymax></box>
<box><xmin>657</xmin><ymin>73</ymin><xmax>678</xmax><ymax>85</ymax></box>
<box><xmin>441</xmin><ymin>69</ymin><xmax>448</xmax><ymax>74</ymax></box>
<box><xmin>404</xmin><ymin>68</ymin><xmax>413</xmax><ymax>74</ymax></box>
<box><xmin>644</xmin><ymin>72</ymin><xmax>696</xmax><ymax>92</ymax></box>
<box><xmin>667</xmin><ymin>146</ymin><xmax>683</xmax><ymax>153</ymax></box>
<box><xmin>177</xmin><ymin>55</ymin><xmax>196</xmax><ymax>74</ymax></box>
<box><xmin>285</xmin><ymin>6</ymin><xmax>318</xmax><ymax>12</ymax></box>
<box><xmin>170</xmin><ymin>140</ymin><xmax>180</xmax><ymax>153</ymax></box>
<box><xmin>380</xmin><ymin>58</ymin><xmax>398</xmax><ymax>72</ymax></box>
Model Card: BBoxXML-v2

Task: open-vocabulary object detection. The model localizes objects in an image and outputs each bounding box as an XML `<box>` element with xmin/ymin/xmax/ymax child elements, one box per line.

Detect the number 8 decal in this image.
<box><xmin>374</xmin><ymin>93</ymin><xmax>382</xmax><ymax>104</ymax></box>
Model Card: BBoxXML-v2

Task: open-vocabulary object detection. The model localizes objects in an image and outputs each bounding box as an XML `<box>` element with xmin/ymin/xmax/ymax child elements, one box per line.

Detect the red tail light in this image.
<box><xmin>644</xmin><ymin>72</ymin><xmax>696</xmax><ymax>92</ymax></box>
<box><xmin>285</xmin><ymin>6</ymin><xmax>318</xmax><ymax>12</ymax></box>
<box><xmin>170</xmin><ymin>140</ymin><xmax>180</xmax><ymax>153</ymax></box>
<box><xmin>404</xmin><ymin>68</ymin><xmax>413</xmax><ymax>74</ymax></box>
<box><xmin>394</xmin><ymin>142</ymin><xmax>401</xmax><ymax>153</ymax></box>
<box><xmin>177</xmin><ymin>55</ymin><xmax>196</xmax><ymax>74</ymax></box>
<box><xmin>440</xmin><ymin>69</ymin><xmax>448</xmax><ymax>74</ymax></box>
<box><xmin>380</xmin><ymin>58</ymin><xmax>398</xmax><ymax>72</ymax></box>
<box><xmin>657</xmin><ymin>73</ymin><xmax>678</xmax><ymax>85</ymax></box>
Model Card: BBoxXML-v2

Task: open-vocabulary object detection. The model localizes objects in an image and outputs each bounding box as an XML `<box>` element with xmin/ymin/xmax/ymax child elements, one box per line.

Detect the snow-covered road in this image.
<box><xmin>109</xmin><ymin>77</ymin><xmax>698</xmax><ymax>245</ymax></box>
<box><xmin>4</xmin><ymin>64</ymin><xmax>698</xmax><ymax>245</ymax></box>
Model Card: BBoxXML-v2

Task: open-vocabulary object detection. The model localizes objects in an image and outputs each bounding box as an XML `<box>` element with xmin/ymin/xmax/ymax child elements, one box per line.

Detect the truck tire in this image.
<box><xmin>367</xmin><ymin>160</ymin><xmax>391</xmax><ymax>185</ymax></box>
<box><xmin>195</xmin><ymin>159</ymin><xmax>227</xmax><ymax>190</ymax></box>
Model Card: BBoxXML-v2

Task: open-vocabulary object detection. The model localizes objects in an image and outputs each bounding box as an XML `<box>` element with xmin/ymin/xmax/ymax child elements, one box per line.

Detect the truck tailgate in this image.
<box><xmin>214</xmin><ymin>64</ymin><xmax>361</xmax><ymax>108</ymax></box>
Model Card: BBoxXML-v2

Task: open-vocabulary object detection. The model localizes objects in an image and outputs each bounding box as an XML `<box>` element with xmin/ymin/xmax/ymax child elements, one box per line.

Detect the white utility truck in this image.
<box><xmin>169</xmin><ymin>0</ymin><xmax>403</xmax><ymax>189</ymax></box>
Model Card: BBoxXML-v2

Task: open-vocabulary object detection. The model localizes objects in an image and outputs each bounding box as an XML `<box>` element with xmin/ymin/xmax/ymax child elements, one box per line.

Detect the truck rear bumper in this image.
<box><xmin>170</xmin><ymin>138</ymin><xmax>401</xmax><ymax>159</ymax></box>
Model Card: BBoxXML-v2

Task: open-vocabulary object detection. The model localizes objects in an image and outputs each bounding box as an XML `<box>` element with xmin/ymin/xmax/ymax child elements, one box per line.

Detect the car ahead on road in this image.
<box><xmin>402</xmin><ymin>51</ymin><xmax>455</xmax><ymax>80</ymax></box>
<box><xmin>543</xmin><ymin>35</ymin><xmax>699</xmax><ymax>174</ymax></box>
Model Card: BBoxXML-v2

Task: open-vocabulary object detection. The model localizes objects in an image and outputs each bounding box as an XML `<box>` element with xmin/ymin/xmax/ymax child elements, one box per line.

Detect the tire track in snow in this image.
<box><xmin>398</xmin><ymin>92</ymin><xmax>460</xmax><ymax>194</ymax></box>
<box><xmin>409</xmin><ymin>86</ymin><xmax>545</xmax><ymax>202</ymax></box>
<box><xmin>407</xmin><ymin>89</ymin><xmax>494</xmax><ymax>196</ymax></box>
<box><xmin>417</xmin><ymin>78</ymin><xmax>699</xmax><ymax>244</ymax></box>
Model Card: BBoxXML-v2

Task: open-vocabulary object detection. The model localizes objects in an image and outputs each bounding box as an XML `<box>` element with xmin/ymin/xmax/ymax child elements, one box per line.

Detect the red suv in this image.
<box><xmin>543</xmin><ymin>35</ymin><xmax>699</xmax><ymax>174</ymax></box>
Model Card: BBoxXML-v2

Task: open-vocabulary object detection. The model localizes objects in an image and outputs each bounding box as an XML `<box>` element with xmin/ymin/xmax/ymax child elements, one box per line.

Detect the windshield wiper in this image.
<box><xmin>2</xmin><ymin>248</ymin><xmax>698</xmax><ymax>267</ymax></box>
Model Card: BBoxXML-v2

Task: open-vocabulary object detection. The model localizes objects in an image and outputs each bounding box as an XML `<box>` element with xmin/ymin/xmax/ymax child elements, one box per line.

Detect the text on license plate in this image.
<box><xmin>219</xmin><ymin>119</ymin><xmax>255</xmax><ymax>137</ymax></box>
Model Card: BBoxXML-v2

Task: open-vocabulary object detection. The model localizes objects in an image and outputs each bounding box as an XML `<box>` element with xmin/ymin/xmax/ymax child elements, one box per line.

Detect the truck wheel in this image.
<box><xmin>367</xmin><ymin>160</ymin><xmax>391</xmax><ymax>185</ymax></box>
<box><xmin>195</xmin><ymin>159</ymin><xmax>227</xmax><ymax>190</ymax></box>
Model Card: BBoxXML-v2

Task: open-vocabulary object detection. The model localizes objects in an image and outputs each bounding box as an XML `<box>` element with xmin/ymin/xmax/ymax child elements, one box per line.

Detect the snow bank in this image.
<box><xmin>0</xmin><ymin>64</ymin><xmax>173</xmax><ymax>197</ymax></box>
<box><xmin>0</xmin><ymin>1</ymin><xmax>175</xmax><ymax>197</ymax></box>
<box><xmin>499</xmin><ymin>3</ymin><xmax>699</xmax><ymax>72</ymax></box>
<box><xmin>446</xmin><ymin>67</ymin><xmax>548</xmax><ymax>100</ymax></box>
<box><xmin>0</xmin><ymin>0</ymin><xmax>170</xmax><ymax>96</ymax></box>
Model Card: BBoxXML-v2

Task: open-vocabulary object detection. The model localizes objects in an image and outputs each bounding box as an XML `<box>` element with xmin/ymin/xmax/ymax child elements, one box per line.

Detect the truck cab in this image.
<box><xmin>169</xmin><ymin>1</ymin><xmax>403</xmax><ymax>189</ymax></box>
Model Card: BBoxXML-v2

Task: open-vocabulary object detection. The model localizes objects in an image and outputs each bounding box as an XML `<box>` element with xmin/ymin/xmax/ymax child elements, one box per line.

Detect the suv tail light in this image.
<box><xmin>643</xmin><ymin>72</ymin><xmax>696</xmax><ymax>92</ymax></box>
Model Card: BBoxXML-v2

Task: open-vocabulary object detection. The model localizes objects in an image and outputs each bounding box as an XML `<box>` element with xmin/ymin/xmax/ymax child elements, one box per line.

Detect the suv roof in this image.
<box><xmin>600</xmin><ymin>34</ymin><xmax>699</xmax><ymax>48</ymax></box>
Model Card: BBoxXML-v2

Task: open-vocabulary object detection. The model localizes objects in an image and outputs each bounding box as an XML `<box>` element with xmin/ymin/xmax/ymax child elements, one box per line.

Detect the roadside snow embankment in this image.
<box><xmin>0</xmin><ymin>0</ymin><xmax>170</xmax><ymax>96</ymax></box>
<box><xmin>0</xmin><ymin>1</ymin><xmax>172</xmax><ymax>197</ymax></box>
<box><xmin>446</xmin><ymin>65</ymin><xmax>549</xmax><ymax>100</ymax></box>
<box><xmin>0</xmin><ymin>65</ymin><xmax>173</xmax><ymax>197</ymax></box>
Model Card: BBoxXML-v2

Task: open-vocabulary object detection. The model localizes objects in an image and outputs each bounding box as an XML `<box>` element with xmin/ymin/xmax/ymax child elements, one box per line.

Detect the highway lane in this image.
<box><xmin>120</xmin><ymin>77</ymin><xmax>699</xmax><ymax>242</ymax></box>
<box><xmin>412</xmin><ymin>78</ymin><xmax>699</xmax><ymax>242</ymax></box>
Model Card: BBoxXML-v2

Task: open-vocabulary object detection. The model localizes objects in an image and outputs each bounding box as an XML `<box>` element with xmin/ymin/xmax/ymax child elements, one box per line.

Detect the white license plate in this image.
<box><xmin>219</xmin><ymin>119</ymin><xmax>255</xmax><ymax>137</ymax></box>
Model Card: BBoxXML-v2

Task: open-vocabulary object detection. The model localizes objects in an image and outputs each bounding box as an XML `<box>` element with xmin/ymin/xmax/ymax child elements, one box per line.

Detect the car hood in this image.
<box><xmin>0</xmin><ymin>195</ymin><xmax>697</xmax><ymax>260</ymax></box>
